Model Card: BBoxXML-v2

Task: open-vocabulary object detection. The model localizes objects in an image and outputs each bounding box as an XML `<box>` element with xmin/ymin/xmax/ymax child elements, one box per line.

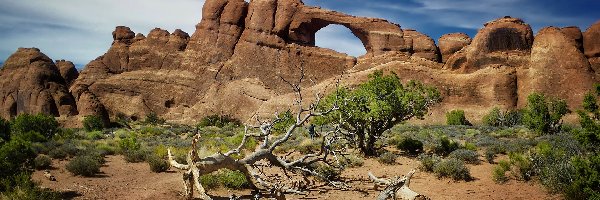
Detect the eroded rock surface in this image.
<box><xmin>438</xmin><ymin>33</ymin><xmax>471</xmax><ymax>63</ymax></box>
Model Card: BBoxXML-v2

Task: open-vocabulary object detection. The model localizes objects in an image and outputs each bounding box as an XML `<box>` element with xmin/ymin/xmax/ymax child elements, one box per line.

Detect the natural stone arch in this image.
<box><xmin>314</xmin><ymin>24</ymin><xmax>369</xmax><ymax>57</ymax></box>
<box><xmin>288</xmin><ymin>7</ymin><xmax>409</xmax><ymax>56</ymax></box>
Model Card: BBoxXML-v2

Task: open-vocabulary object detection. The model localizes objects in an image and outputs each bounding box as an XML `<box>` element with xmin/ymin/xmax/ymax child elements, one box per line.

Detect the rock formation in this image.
<box><xmin>438</xmin><ymin>33</ymin><xmax>471</xmax><ymax>63</ymax></box>
<box><xmin>1</xmin><ymin>0</ymin><xmax>598</xmax><ymax>125</ymax></box>
<box><xmin>55</xmin><ymin>60</ymin><xmax>79</xmax><ymax>87</ymax></box>
<box><xmin>0</xmin><ymin>48</ymin><xmax>77</xmax><ymax>119</ymax></box>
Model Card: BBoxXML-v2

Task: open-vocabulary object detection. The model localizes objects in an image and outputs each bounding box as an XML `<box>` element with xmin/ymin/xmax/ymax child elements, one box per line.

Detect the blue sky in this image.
<box><xmin>1</xmin><ymin>0</ymin><xmax>599</xmax><ymax>67</ymax></box>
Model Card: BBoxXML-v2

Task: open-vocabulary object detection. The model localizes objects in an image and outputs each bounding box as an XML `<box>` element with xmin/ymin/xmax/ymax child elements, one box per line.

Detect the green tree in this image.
<box><xmin>576</xmin><ymin>83</ymin><xmax>600</xmax><ymax>149</ymax></box>
<box><xmin>83</xmin><ymin>115</ymin><xmax>105</xmax><ymax>132</ymax></box>
<box><xmin>522</xmin><ymin>93</ymin><xmax>568</xmax><ymax>135</ymax></box>
<box><xmin>10</xmin><ymin>114</ymin><xmax>59</xmax><ymax>140</ymax></box>
<box><xmin>317</xmin><ymin>70</ymin><xmax>441</xmax><ymax>156</ymax></box>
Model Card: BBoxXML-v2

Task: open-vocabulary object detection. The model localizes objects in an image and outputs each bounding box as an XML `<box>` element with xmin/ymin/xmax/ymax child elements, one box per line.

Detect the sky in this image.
<box><xmin>1</xmin><ymin>0</ymin><xmax>599</xmax><ymax>67</ymax></box>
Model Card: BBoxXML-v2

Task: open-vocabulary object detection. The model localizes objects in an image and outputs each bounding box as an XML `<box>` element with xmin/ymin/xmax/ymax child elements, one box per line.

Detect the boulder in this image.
<box><xmin>438</xmin><ymin>33</ymin><xmax>471</xmax><ymax>63</ymax></box>
<box><xmin>404</xmin><ymin>29</ymin><xmax>440</xmax><ymax>62</ymax></box>
<box><xmin>519</xmin><ymin>27</ymin><xmax>596</xmax><ymax>108</ymax></box>
<box><xmin>445</xmin><ymin>16</ymin><xmax>533</xmax><ymax>73</ymax></box>
<box><xmin>55</xmin><ymin>60</ymin><xmax>79</xmax><ymax>87</ymax></box>
<box><xmin>0</xmin><ymin>48</ymin><xmax>77</xmax><ymax>119</ymax></box>
<box><xmin>583</xmin><ymin>20</ymin><xmax>600</xmax><ymax>58</ymax></box>
<box><xmin>561</xmin><ymin>26</ymin><xmax>584</xmax><ymax>51</ymax></box>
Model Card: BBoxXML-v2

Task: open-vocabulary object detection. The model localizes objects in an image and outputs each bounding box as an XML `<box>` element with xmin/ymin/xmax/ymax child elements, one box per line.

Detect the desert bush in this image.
<box><xmin>446</xmin><ymin>110</ymin><xmax>471</xmax><ymax>126</ymax></box>
<box><xmin>139</xmin><ymin>126</ymin><xmax>165</xmax><ymax>136</ymax></box>
<box><xmin>66</xmin><ymin>155</ymin><xmax>101</xmax><ymax>177</ymax></box>
<box><xmin>83</xmin><ymin>115</ymin><xmax>104</xmax><ymax>132</ymax></box>
<box><xmin>147</xmin><ymin>155</ymin><xmax>169</xmax><ymax>173</ymax></box>
<box><xmin>86</xmin><ymin>131</ymin><xmax>104</xmax><ymax>140</ymax></box>
<box><xmin>197</xmin><ymin>114</ymin><xmax>242</xmax><ymax>128</ymax></box>
<box><xmin>339</xmin><ymin>154</ymin><xmax>364</xmax><ymax>168</ymax></box>
<box><xmin>531</xmin><ymin>141</ymin><xmax>576</xmax><ymax>192</ymax></box>
<box><xmin>124</xmin><ymin>149</ymin><xmax>147</xmax><ymax>163</ymax></box>
<box><xmin>522</xmin><ymin>93</ymin><xmax>568</xmax><ymax>135</ymax></box>
<box><xmin>48</xmin><ymin>147</ymin><xmax>68</xmax><ymax>160</ymax></box>
<box><xmin>566</xmin><ymin>154</ymin><xmax>600</xmax><ymax>200</ymax></box>
<box><xmin>144</xmin><ymin>112</ymin><xmax>165</xmax><ymax>125</ymax></box>
<box><xmin>463</xmin><ymin>142</ymin><xmax>477</xmax><ymax>151</ymax></box>
<box><xmin>377</xmin><ymin>152</ymin><xmax>398</xmax><ymax>165</ymax></box>
<box><xmin>199</xmin><ymin>173</ymin><xmax>220</xmax><ymax>189</ymax></box>
<box><xmin>482</xmin><ymin>107</ymin><xmax>523</xmax><ymax>127</ymax></box>
<box><xmin>448</xmin><ymin>149</ymin><xmax>480</xmax><ymax>164</ymax></box>
<box><xmin>297</xmin><ymin>138</ymin><xmax>322</xmax><ymax>154</ymax></box>
<box><xmin>396</xmin><ymin>137</ymin><xmax>423</xmax><ymax>155</ymax></box>
<box><xmin>418</xmin><ymin>154</ymin><xmax>442</xmax><ymax>172</ymax></box>
<box><xmin>433</xmin><ymin>158</ymin><xmax>472</xmax><ymax>181</ymax></box>
<box><xmin>14</xmin><ymin>131</ymin><xmax>47</xmax><ymax>143</ymax></box>
<box><xmin>508</xmin><ymin>152</ymin><xmax>533</xmax><ymax>181</ymax></box>
<box><xmin>576</xmin><ymin>85</ymin><xmax>600</xmax><ymax>150</ymax></box>
<box><xmin>10</xmin><ymin>113</ymin><xmax>59</xmax><ymax>140</ymax></box>
<box><xmin>314</xmin><ymin>164</ymin><xmax>341</xmax><ymax>181</ymax></box>
<box><xmin>492</xmin><ymin>160</ymin><xmax>511</xmax><ymax>184</ymax></box>
<box><xmin>34</xmin><ymin>154</ymin><xmax>52</xmax><ymax>170</ymax></box>
<box><xmin>0</xmin><ymin>138</ymin><xmax>35</xmax><ymax>178</ymax></box>
<box><xmin>433</xmin><ymin>137</ymin><xmax>460</xmax><ymax>156</ymax></box>
<box><xmin>0</xmin><ymin>118</ymin><xmax>10</xmax><ymax>142</ymax></box>
<box><xmin>0</xmin><ymin>172</ymin><xmax>61</xmax><ymax>199</ymax></box>
<box><xmin>485</xmin><ymin>149</ymin><xmax>496</xmax><ymax>164</ymax></box>
<box><xmin>96</xmin><ymin>143</ymin><xmax>117</xmax><ymax>156</ymax></box>
<box><xmin>199</xmin><ymin>169</ymin><xmax>249</xmax><ymax>189</ymax></box>
<box><xmin>119</xmin><ymin>134</ymin><xmax>141</xmax><ymax>153</ymax></box>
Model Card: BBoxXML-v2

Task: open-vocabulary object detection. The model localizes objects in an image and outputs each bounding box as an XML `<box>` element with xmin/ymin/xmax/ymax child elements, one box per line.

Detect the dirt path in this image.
<box><xmin>33</xmin><ymin>155</ymin><xmax>560</xmax><ymax>200</ymax></box>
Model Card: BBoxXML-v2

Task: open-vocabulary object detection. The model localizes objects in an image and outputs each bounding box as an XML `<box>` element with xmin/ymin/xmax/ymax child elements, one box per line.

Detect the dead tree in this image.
<box><xmin>168</xmin><ymin>68</ymin><xmax>347</xmax><ymax>199</ymax></box>
<box><xmin>368</xmin><ymin>170</ymin><xmax>429</xmax><ymax>200</ymax></box>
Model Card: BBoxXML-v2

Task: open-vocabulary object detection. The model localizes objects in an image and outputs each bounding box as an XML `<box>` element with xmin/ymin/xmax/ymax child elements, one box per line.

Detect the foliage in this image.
<box><xmin>482</xmin><ymin>107</ymin><xmax>523</xmax><ymax>127</ymax></box>
<box><xmin>197</xmin><ymin>114</ymin><xmax>241</xmax><ymax>128</ymax></box>
<box><xmin>339</xmin><ymin>154</ymin><xmax>364</xmax><ymax>168</ymax></box>
<box><xmin>396</xmin><ymin>137</ymin><xmax>423</xmax><ymax>155</ymax></box>
<box><xmin>0</xmin><ymin>118</ymin><xmax>10</xmax><ymax>142</ymax></box>
<box><xmin>66</xmin><ymin>155</ymin><xmax>101</xmax><ymax>177</ymax></box>
<box><xmin>119</xmin><ymin>134</ymin><xmax>141</xmax><ymax>153</ymax></box>
<box><xmin>446</xmin><ymin>110</ymin><xmax>471</xmax><ymax>126</ymax></box>
<box><xmin>0</xmin><ymin>172</ymin><xmax>61</xmax><ymax>199</ymax></box>
<box><xmin>576</xmin><ymin>84</ymin><xmax>600</xmax><ymax>150</ymax></box>
<box><xmin>0</xmin><ymin>138</ymin><xmax>35</xmax><ymax>179</ymax></box>
<box><xmin>418</xmin><ymin>154</ymin><xmax>442</xmax><ymax>172</ymax></box>
<box><xmin>522</xmin><ymin>93</ymin><xmax>568</xmax><ymax>135</ymax></box>
<box><xmin>48</xmin><ymin>147</ymin><xmax>68</xmax><ymax>160</ymax></box>
<box><xmin>147</xmin><ymin>155</ymin><xmax>169</xmax><ymax>173</ymax></box>
<box><xmin>492</xmin><ymin>160</ymin><xmax>511</xmax><ymax>183</ymax></box>
<box><xmin>377</xmin><ymin>152</ymin><xmax>398</xmax><ymax>165</ymax></box>
<box><xmin>271</xmin><ymin>110</ymin><xmax>296</xmax><ymax>135</ymax></box>
<box><xmin>433</xmin><ymin>158</ymin><xmax>472</xmax><ymax>181</ymax></box>
<box><xmin>124</xmin><ymin>149</ymin><xmax>147</xmax><ymax>163</ymax></box>
<box><xmin>508</xmin><ymin>152</ymin><xmax>533</xmax><ymax>181</ymax></box>
<box><xmin>10</xmin><ymin>114</ymin><xmax>59</xmax><ymax>141</ymax></box>
<box><xmin>316</xmin><ymin>70</ymin><xmax>441</xmax><ymax>155</ymax></box>
<box><xmin>448</xmin><ymin>149</ymin><xmax>480</xmax><ymax>164</ymax></box>
<box><xmin>314</xmin><ymin>164</ymin><xmax>341</xmax><ymax>181</ymax></box>
<box><xmin>433</xmin><ymin>137</ymin><xmax>459</xmax><ymax>156</ymax></box>
<box><xmin>34</xmin><ymin>154</ymin><xmax>52</xmax><ymax>170</ymax></box>
<box><xmin>144</xmin><ymin>112</ymin><xmax>165</xmax><ymax>125</ymax></box>
<box><xmin>199</xmin><ymin>169</ymin><xmax>249</xmax><ymax>189</ymax></box>
<box><xmin>566</xmin><ymin>155</ymin><xmax>600</xmax><ymax>200</ymax></box>
<box><xmin>83</xmin><ymin>115</ymin><xmax>105</xmax><ymax>132</ymax></box>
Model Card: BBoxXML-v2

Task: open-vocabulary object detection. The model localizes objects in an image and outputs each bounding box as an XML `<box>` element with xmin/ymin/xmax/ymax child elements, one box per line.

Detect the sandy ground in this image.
<box><xmin>32</xmin><ymin>155</ymin><xmax>560</xmax><ymax>200</ymax></box>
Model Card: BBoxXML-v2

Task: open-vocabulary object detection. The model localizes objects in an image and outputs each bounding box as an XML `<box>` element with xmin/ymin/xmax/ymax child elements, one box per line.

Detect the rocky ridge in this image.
<box><xmin>0</xmin><ymin>0</ymin><xmax>598</xmax><ymax>125</ymax></box>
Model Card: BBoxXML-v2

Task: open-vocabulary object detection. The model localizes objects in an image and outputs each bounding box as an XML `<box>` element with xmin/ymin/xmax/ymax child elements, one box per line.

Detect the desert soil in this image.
<box><xmin>32</xmin><ymin>155</ymin><xmax>560</xmax><ymax>200</ymax></box>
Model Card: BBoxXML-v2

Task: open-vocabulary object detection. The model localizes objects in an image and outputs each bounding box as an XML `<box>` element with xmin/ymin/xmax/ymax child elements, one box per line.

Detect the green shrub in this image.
<box><xmin>83</xmin><ymin>115</ymin><xmax>105</xmax><ymax>132</ymax></box>
<box><xmin>14</xmin><ymin>131</ymin><xmax>47</xmax><ymax>143</ymax></box>
<box><xmin>96</xmin><ymin>143</ymin><xmax>117</xmax><ymax>156</ymax></box>
<box><xmin>396</xmin><ymin>137</ymin><xmax>423</xmax><ymax>155</ymax></box>
<box><xmin>144</xmin><ymin>112</ymin><xmax>165</xmax><ymax>125</ymax></box>
<box><xmin>446</xmin><ymin>110</ymin><xmax>471</xmax><ymax>126</ymax></box>
<box><xmin>377</xmin><ymin>152</ymin><xmax>398</xmax><ymax>165</ymax></box>
<box><xmin>509</xmin><ymin>152</ymin><xmax>533</xmax><ymax>181</ymax></box>
<box><xmin>197</xmin><ymin>114</ymin><xmax>242</xmax><ymax>128</ymax></box>
<box><xmin>433</xmin><ymin>137</ymin><xmax>460</xmax><ymax>156</ymax></box>
<box><xmin>0</xmin><ymin>172</ymin><xmax>61</xmax><ymax>199</ymax></box>
<box><xmin>522</xmin><ymin>93</ymin><xmax>568</xmax><ymax>135</ymax></box>
<box><xmin>48</xmin><ymin>148</ymin><xmax>68</xmax><ymax>160</ymax></box>
<box><xmin>0</xmin><ymin>138</ymin><xmax>35</xmax><ymax>178</ymax></box>
<box><xmin>463</xmin><ymin>142</ymin><xmax>477</xmax><ymax>151</ymax></box>
<box><xmin>485</xmin><ymin>149</ymin><xmax>496</xmax><ymax>164</ymax></box>
<box><xmin>11</xmin><ymin>114</ymin><xmax>59</xmax><ymax>140</ymax></box>
<box><xmin>147</xmin><ymin>155</ymin><xmax>169</xmax><ymax>173</ymax></box>
<box><xmin>86</xmin><ymin>131</ymin><xmax>104</xmax><ymax>140</ymax></box>
<box><xmin>199</xmin><ymin>174</ymin><xmax>220</xmax><ymax>189</ymax></box>
<box><xmin>339</xmin><ymin>154</ymin><xmax>364</xmax><ymax>168</ymax></box>
<box><xmin>66</xmin><ymin>155</ymin><xmax>101</xmax><ymax>177</ymax></box>
<box><xmin>448</xmin><ymin>149</ymin><xmax>480</xmax><ymax>164</ymax></box>
<box><xmin>418</xmin><ymin>154</ymin><xmax>442</xmax><ymax>172</ymax></box>
<box><xmin>566</xmin><ymin>155</ymin><xmax>600</xmax><ymax>200</ymax></box>
<box><xmin>119</xmin><ymin>134</ymin><xmax>141</xmax><ymax>153</ymax></box>
<box><xmin>492</xmin><ymin>163</ymin><xmax>509</xmax><ymax>184</ymax></box>
<box><xmin>433</xmin><ymin>158</ymin><xmax>472</xmax><ymax>181</ymax></box>
<box><xmin>483</xmin><ymin>107</ymin><xmax>523</xmax><ymax>127</ymax></box>
<box><xmin>199</xmin><ymin>169</ymin><xmax>249</xmax><ymax>189</ymax></box>
<box><xmin>314</xmin><ymin>164</ymin><xmax>341</xmax><ymax>181</ymax></box>
<box><xmin>34</xmin><ymin>154</ymin><xmax>52</xmax><ymax>170</ymax></box>
<box><xmin>576</xmin><ymin>87</ymin><xmax>600</xmax><ymax>150</ymax></box>
<box><xmin>124</xmin><ymin>149</ymin><xmax>147</xmax><ymax>163</ymax></box>
<box><xmin>0</xmin><ymin>118</ymin><xmax>10</xmax><ymax>142</ymax></box>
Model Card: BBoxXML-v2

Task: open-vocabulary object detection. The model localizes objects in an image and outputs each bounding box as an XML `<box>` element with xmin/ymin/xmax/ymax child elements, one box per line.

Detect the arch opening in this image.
<box><xmin>314</xmin><ymin>24</ymin><xmax>367</xmax><ymax>57</ymax></box>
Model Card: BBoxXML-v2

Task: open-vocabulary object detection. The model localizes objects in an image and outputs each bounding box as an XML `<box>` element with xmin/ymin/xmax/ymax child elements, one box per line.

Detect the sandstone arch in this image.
<box><xmin>314</xmin><ymin>24</ymin><xmax>368</xmax><ymax>56</ymax></box>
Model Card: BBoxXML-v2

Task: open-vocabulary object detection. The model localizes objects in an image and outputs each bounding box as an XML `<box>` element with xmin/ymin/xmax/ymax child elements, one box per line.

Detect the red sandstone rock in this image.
<box><xmin>55</xmin><ymin>60</ymin><xmax>79</xmax><ymax>87</ymax></box>
<box><xmin>438</xmin><ymin>33</ymin><xmax>471</xmax><ymax>63</ymax></box>
<box><xmin>561</xmin><ymin>26</ymin><xmax>584</xmax><ymax>51</ymax></box>
<box><xmin>404</xmin><ymin>29</ymin><xmax>440</xmax><ymax>62</ymax></box>
<box><xmin>583</xmin><ymin>20</ymin><xmax>600</xmax><ymax>58</ymax></box>
<box><xmin>0</xmin><ymin>48</ymin><xmax>77</xmax><ymax>119</ymax></box>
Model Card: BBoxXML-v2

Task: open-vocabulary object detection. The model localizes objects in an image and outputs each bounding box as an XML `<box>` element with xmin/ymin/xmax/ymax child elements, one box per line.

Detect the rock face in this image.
<box><xmin>584</xmin><ymin>21</ymin><xmax>600</xmax><ymax>76</ymax></box>
<box><xmin>1</xmin><ymin>1</ymin><xmax>598</xmax><ymax>125</ymax></box>
<box><xmin>445</xmin><ymin>17</ymin><xmax>533</xmax><ymax>73</ymax></box>
<box><xmin>0</xmin><ymin>48</ymin><xmax>77</xmax><ymax>119</ymax></box>
<box><xmin>404</xmin><ymin>29</ymin><xmax>440</xmax><ymax>62</ymax></box>
<box><xmin>561</xmin><ymin>26</ymin><xmax>584</xmax><ymax>51</ymax></box>
<box><xmin>55</xmin><ymin>60</ymin><xmax>79</xmax><ymax>87</ymax></box>
<box><xmin>438</xmin><ymin>33</ymin><xmax>471</xmax><ymax>63</ymax></box>
<box><xmin>519</xmin><ymin>27</ymin><xmax>595</xmax><ymax>108</ymax></box>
